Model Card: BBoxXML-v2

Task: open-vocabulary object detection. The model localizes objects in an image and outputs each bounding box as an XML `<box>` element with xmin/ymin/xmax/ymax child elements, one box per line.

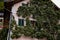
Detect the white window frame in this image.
<box><xmin>18</xmin><ymin>16</ymin><xmax>26</xmax><ymax>26</ymax></box>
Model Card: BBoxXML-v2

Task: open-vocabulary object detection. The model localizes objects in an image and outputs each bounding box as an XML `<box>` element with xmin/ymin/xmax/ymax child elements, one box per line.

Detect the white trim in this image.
<box><xmin>0</xmin><ymin>17</ymin><xmax>3</xmax><ymax>19</ymax></box>
<box><xmin>29</xmin><ymin>18</ymin><xmax>36</xmax><ymax>21</ymax></box>
<box><xmin>51</xmin><ymin>0</ymin><xmax>60</xmax><ymax>8</ymax></box>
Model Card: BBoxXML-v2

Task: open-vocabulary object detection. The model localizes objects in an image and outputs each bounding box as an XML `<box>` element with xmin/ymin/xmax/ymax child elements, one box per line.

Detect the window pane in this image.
<box><xmin>18</xmin><ymin>19</ymin><xmax>24</xmax><ymax>26</ymax></box>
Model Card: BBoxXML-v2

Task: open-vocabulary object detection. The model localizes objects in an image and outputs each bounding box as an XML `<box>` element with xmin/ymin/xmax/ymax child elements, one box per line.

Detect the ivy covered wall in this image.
<box><xmin>11</xmin><ymin>0</ymin><xmax>60</xmax><ymax>40</ymax></box>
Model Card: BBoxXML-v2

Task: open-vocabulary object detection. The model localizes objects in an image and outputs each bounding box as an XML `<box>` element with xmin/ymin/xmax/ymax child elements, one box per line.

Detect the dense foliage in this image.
<box><xmin>0</xmin><ymin>2</ymin><xmax>7</xmax><ymax>40</ymax></box>
<box><xmin>11</xmin><ymin>0</ymin><xmax>60</xmax><ymax>40</ymax></box>
<box><xmin>0</xmin><ymin>0</ymin><xmax>3</xmax><ymax>2</ymax></box>
<box><xmin>0</xmin><ymin>28</ymin><xmax>8</xmax><ymax>40</ymax></box>
<box><xmin>0</xmin><ymin>2</ymin><xmax>4</xmax><ymax>12</ymax></box>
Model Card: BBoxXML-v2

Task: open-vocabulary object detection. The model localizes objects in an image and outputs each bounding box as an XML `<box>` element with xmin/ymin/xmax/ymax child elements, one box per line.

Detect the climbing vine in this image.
<box><xmin>11</xmin><ymin>0</ymin><xmax>60</xmax><ymax>40</ymax></box>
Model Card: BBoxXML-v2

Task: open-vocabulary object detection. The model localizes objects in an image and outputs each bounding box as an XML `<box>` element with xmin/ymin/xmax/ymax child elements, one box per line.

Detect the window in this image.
<box><xmin>30</xmin><ymin>21</ymin><xmax>37</xmax><ymax>26</ymax></box>
<box><xmin>0</xmin><ymin>18</ymin><xmax>3</xmax><ymax>29</ymax></box>
<box><xmin>29</xmin><ymin>14</ymin><xmax>37</xmax><ymax>26</ymax></box>
<box><xmin>18</xmin><ymin>19</ymin><xmax>24</xmax><ymax>26</ymax></box>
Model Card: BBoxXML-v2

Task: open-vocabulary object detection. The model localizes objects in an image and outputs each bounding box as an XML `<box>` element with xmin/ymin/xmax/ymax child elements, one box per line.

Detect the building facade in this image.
<box><xmin>12</xmin><ymin>0</ymin><xmax>60</xmax><ymax>27</ymax></box>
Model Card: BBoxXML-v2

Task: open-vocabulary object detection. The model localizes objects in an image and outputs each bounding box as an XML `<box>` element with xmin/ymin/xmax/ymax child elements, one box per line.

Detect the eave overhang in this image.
<box><xmin>51</xmin><ymin>0</ymin><xmax>60</xmax><ymax>8</ymax></box>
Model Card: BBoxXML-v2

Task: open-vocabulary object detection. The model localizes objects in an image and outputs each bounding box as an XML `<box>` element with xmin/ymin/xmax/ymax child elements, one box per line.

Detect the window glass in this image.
<box><xmin>18</xmin><ymin>19</ymin><xmax>24</xmax><ymax>26</ymax></box>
